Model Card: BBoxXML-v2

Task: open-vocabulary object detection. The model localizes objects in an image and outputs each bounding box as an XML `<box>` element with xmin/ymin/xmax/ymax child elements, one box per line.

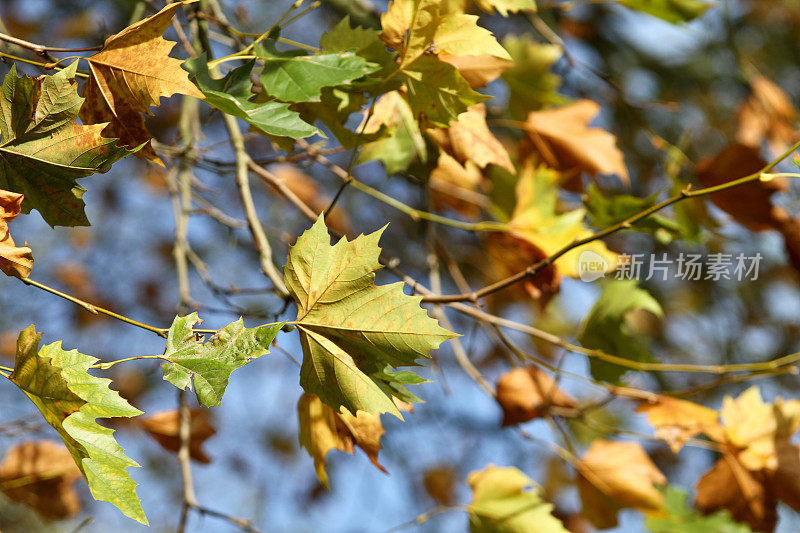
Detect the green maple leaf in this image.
<box><xmin>619</xmin><ymin>0</ymin><xmax>712</xmax><ymax>24</ymax></box>
<box><xmin>161</xmin><ymin>314</ymin><xmax>283</xmax><ymax>407</ymax></box>
<box><xmin>284</xmin><ymin>217</ymin><xmax>457</xmax><ymax>418</ymax></box>
<box><xmin>501</xmin><ymin>35</ymin><xmax>567</xmax><ymax>120</ymax></box>
<box><xmin>468</xmin><ymin>465</ymin><xmax>568</xmax><ymax>533</ymax></box>
<box><xmin>646</xmin><ymin>486</ymin><xmax>753</xmax><ymax>533</ymax></box>
<box><xmin>403</xmin><ymin>55</ymin><xmax>489</xmax><ymax>127</ymax></box>
<box><xmin>0</xmin><ymin>63</ymin><xmax>133</xmax><ymax>227</ymax></box>
<box><xmin>9</xmin><ymin>325</ymin><xmax>146</xmax><ymax>523</ymax></box>
<box><xmin>578</xmin><ymin>279</ymin><xmax>663</xmax><ymax>383</ymax></box>
<box><xmin>183</xmin><ymin>54</ymin><xmax>318</xmax><ymax>139</ymax></box>
<box><xmin>319</xmin><ymin>16</ymin><xmax>397</xmax><ymax>81</ymax></box>
<box><xmin>256</xmin><ymin>41</ymin><xmax>380</xmax><ymax>103</ymax></box>
<box><xmin>358</xmin><ymin>91</ymin><xmax>428</xmax><ymax>174</ymax></box>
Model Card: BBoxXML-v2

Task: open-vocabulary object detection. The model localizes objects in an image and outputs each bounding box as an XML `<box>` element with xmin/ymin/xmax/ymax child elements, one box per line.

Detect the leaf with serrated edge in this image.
<box><xmin>0</xmin><ymin>63</ymin><xmax>133</xmax><ymax>227</ymax></box>
<box><xmin>9</xmin><ymin>326</ymin><xmax>146</xmax><ymax>524</ymax></box>
<box><xmin>285</xmin><ymin>217</ymin><xmax>457</xmax><ymax>418</ymax></box>
<box><xmin>80</xmin><ymin>1</ymin><xmax>204</xmax><ymax>163</ymax></box>
<box><xmin>161</xmin><ymin>313</ymin><xmax>283</xmax><ymax>407</ymax></box>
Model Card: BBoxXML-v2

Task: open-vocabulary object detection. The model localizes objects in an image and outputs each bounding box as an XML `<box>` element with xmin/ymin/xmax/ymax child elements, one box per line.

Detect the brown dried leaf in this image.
<box><xmin>695</xmin><ymin>143</ymin><xmax>787</xmax><ymax>231</ymax></box>
<box><xmin>431</xmin><ymin>103</ymin><xmax>515</xmax><ymax>173</ymax></box>
<box><xmin>139</xmin><ymin>408</ymin><xmax>216</xmax><ymax>464</ymax></box>
<box><xmin>696</xmin><ymin>454</ymin><xmax>777</xmax><ymax>533</ymax></box>
<box><xmin>736</xmin><ymin>76</ymin><xmax>797</xmax><ymax>155</ymax></box>
<box><xmin>495</xmin><ymin>366</ymin><xmax>577</xmax><ymax>426</ymax></box>
<box><xmin>298</xmin><ymin>393</ymin><xmax>387</xmax><ymax>487</ymax></box>
<box><xmin>0</xmin><ymin>440</ymin><xmax>82</xmax><ymax>520</ymax></box>
<box><xmin>0</xmin><ymin>189</ymin><xmax>33</xmax><ymax>278</ymax></box>
<box><xmin>576</xmin><ymin>440</ymin><xmax>666</xmax><ymax>529</ymax></box>
<box><xmin>422</xmin><ymin>465</ymin><xmax>458</xmax><ymax>505</ymax></box>
<box><xmin>522</xmin><ymin>100</ymin><xmax>629</xmax><ymax>187</ymax></box>
<box><xmin>637</xmin><ymin>395</ymin><xmax>724</xmax><ymax>452</ymax></box>
<box><xmin>485</xmin><ymin>230</ymin><xmax>561</xmax><ymax>307</ymax></box>
<box><xmin>80</xmin><ymin>1</ymin><xmax>204</xmax><ymax>163</ymax></box>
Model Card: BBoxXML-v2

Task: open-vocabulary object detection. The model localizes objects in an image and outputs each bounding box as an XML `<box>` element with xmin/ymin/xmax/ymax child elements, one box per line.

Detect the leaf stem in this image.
<box><xmin>92</xmin><ymin>355</ymin><xmax>169</xmax><ymax>370</ymax></box>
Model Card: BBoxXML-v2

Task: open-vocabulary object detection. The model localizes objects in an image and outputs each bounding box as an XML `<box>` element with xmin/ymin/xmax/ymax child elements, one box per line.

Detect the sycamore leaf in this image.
<box><xmin>9</xmin><ymin>326</ymin><xmax>146</xmax><ymax>524</ymax></box>
<box><xmin>495</xmin><ymin>366</ymin><xmax>577</xmax><ymax>426</ymax></box>
<box><xmin>183</xmin><ymin>55</ymin><xmax>318</xmax><ymax>139</ymax></box>
<box><xmin>0</xmin><ymin>189</ymin><xmax>32</xmax><ymax>278</ymax></box>
<box><xmin>637</xmin><ymin>395</ymin><xmax>724</xmax><ymax>452</ymax></box>
<box><xmin>619</xmin><ymin>0</ymin><xmax>712</xmax><ymax>24</ymax></box>
<box><xmin>578</xmin><ymin>279</ymin><xmax>663</xmax><ymax>383</ymax></box>
<box><xmin>80</xmin><ymin>1</ymin><xmax>204</xmax><ymax>163</ymax></box>
<box><xmin>432</xmin><ymin>14</ymin><xmax>511</xmax><ymax>60</ymax></box>
<box><xmin>523</xmin><ymin>99</ymin><xmax>629</xmax><ymax>186</ymax></box>
<box><xmin>297</xmin><ymin>393</ymin><xmax>387</xmax><ymax>487</ymax></box>
<box><xmin>0</xmin><ymin>440</ymin><xmax>82</xmax><ymax>521</ymax></box>
<box><xmin>695</xmin><ymin>143</ymin><xmax>786</xmax><ymax>232</ymax></box>
<box><xmin>256</xmin><ymin>42</ymin><xmax>379</xmax><ymax>103</ymax></box>
<box><xmin>429</xmin><ymin>103</ymin><xmax>515</xmax><ymax>173</ymax></box>
<box><xmin>696</xmin><ymin>454</ymin><xmax>776</xmax><ymax>533</ymax></box>
<box><xmin>584</xmin><ymin>183</ymin><xmax>684</xmax><ymax>243</ymax></box>
<box><xmin>467</xmin><ymin>465</ymin><xmax>568</xmax><ymax>533</ymax></box>
<box><xmin>737</xmin><ymin>75</ymin><xmax>797</xmax><ymax>155</ymax></box>
<box><xmin>500</xmin><ymin>164</ymin><xmax>618</xmax><ymax>287</ymax></box>
<box><xmin>439</xmin><ymin>53</ymin><xmax>513</xmax><ymax>88</ymax></box>
<box><xmin>0</xmin><ymin>64</ymin><xmax>132</xmax><ymax>227</ymax></box>
<box><xmin>139</xmin><ymin>408</ymin><xmax>216</xmax><ymax>464</ymax></box>
<box><xmin>646</xmin><ymin>486</ymin><xmax>753</xmax><ymax>533</ymax></box>
<box><xmin>404</xmin><ymin>55</ymin><xmax>490</xmax><ymax>127</ymax></box>
<box><xmin>358</xmin><ymin>90</ymin><xmax>427</xmax><ymax>174</ymax></box>
<box><xmin>501</xmin><ymin>36</ymin><xmax>566</xmax><ymax>120</ymax></box>
<box><xmin>284</xmin><ymin>217</ymin><xmax>457</xmax><ymax>418</ymax></box>
<box><xmin>720</xmin><ymin>387</ymin><xmax>800</xmax><ymax>472</ymax></box>
<box><xmin>161</xmin><ymin>314</ymin><xmax>283</xmax><ymax>407</ymax></box>
<box><xmin>319</xmin><ymin>16</ymin><xmax>398</xmax><ymax>81</ymax></box>
<box><xmin>576</xmin><ymin>439</ymin><xmax>666</xmax><ymax>529</ymax></box>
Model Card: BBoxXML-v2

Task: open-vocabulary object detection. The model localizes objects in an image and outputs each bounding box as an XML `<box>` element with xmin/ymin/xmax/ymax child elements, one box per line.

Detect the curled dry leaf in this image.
<box><xmin>138</xmin><ymin>408</ymin><xmax>217</xmax><ymax>464</ymax></box>
<box><xmin>521</xmin><ymin>100</ymin><xmax>629</xmax><ymax>189</ymax></box>
<box><xmin>736</xmin><ymin>75</ymin><xmax>797</xmax><ymax>155</ymax></box>
<box><xmin>576</xmin><ymin>439</ymin><xmax>666</xmax><ymax>529</ymax></box>
<box><xmin>636</xmin><ymin>395</ymin><xmax>724</xmax><ymax>452</ymax></box>
<box><xmin>695</xmin><ymin>143</ymin><xmax>786</xmax><ymax>231</ymax></box>
<box><xmin>0</xmin><ymin>440</ymin><xmax>82</xmax><ymax>520</ymax></box>
<box><xmin>0</xmin><ymin>189</ymin><xmax>33</xmax><ymax>278</ymax></box>
<box><xmin>495</xmin><ymin>366</ymin><xmax>577</xmax><ymax>426</ymax></box>
<box><xmin>80</xmin><ymin>1</ymin><xmax>204</xmax><ymax>163</ymax></box>
<box><xmin>297</xmin><ymin>393</ymin><xmax>387</xmax><ymax>488</ymax></box>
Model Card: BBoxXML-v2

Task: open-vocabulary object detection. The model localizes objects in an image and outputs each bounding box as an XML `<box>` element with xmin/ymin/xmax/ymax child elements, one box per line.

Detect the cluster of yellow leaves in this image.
<box><xmin>138</xmin><ymin>408</ymin><xmax>216</xmax><ymax>464</ymax></box>
<box><xmin>79</xmin><ymin>1</ymin><xmax>203</xmax><ymax>164</ymax></box>
<box><xmin>495</xmin><ymin>366</ymin><xmax>577</xmax><ymax>426</ymax></box>
<box><xmin>0</xmin><ymin>189</ymin><xmax>33</xmax><ymax>279</ymax></box>
<box><xmin>639</xmin><ymin>387</ymin><xmax>800</xmax><ymax>531</ymax></box>
<box><xmin>0</xmin><ymin>440</ymin><xmax>82</xmax><ymax>521</ymax></box>
<box><xmin>297</xmin><ymin>393</ymin><xmax>390</xmax><ymax>487</ymax></box>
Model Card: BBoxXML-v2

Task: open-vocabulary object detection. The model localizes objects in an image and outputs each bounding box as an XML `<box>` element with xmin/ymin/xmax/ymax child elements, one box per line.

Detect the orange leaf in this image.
<box><xmin>0</xmin><ymin>189</ymin><xmax>33</xmax><ymax>278</ymax></box>
<box><xmin>522</xmin><ymin>100</ymin><xmax>629</xmax><ymax>188</ymax></box>
<box><xmin>576</xmin><ymin>439</ymin><xmax>666</xmax><ymax>529</ymax></box>
<box><xmin>139</xmin><ymin>408</ymin><xmax>217</xmax><ymax>463</ymax></box>
<box><xmin>439</xmin><ymin>53</ymin><xmax>513</xmax><ymax>88</ymax></box>
<box><xmin>495</xmin><ymin>366</ymin><xmax>577</xmax><ymax>426</ymax></box>
<box><xmin>0</xmin><ymin>440</ymin><xmax>82</xmax><ymax>520</ymax></box>
<box><xmin>736</xmin><ymin>75</ymin><xmax>797</xmax><ymax>155</ymax></box>
<box><xmin>80</xmin><ymin>1</ymin><xmax>203</xmax><ymax>164</ymax></box>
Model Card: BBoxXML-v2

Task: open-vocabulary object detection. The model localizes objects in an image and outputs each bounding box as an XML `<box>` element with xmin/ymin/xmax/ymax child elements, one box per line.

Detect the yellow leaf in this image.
<box><xmin>576</xmin><ymin>439</ymin><xmax>666</xmax><ymax>529</ymax></box>
<box><xmin>721</xmin><ymin>387</ymin><xmax>800</xmax><ymax>471</ymax></box>
<box><xmin>0</xmin><ymin>189</ymin><xmax>33</xmax><ymax>279</ymax></box>
<box><xmin>297</xmin><ymin>393</ymin><xmax>387</xmax><ymax>487</ymax></box>
<box><xmin>523</xmin><ymin>99</ymin><xmax>629</xmax><ymax>186</ymax></box>
<box><xmin>505</xmin><ymin>164</ymin><xmax>618</xmax><ymax>279</ymax></box>
<box><xmin>439</xmin><ymin>53</ymin><xmax>513</xmax><ymax>87</ymax></box>
<box><xmin>80</xmin><ymin>1</ymin><xmax>204</xmax><ymax>164</ymax></box>
<box><xmin>637</xmin><ymin>395</ymin><xmax>724</xmax><ymax>452</ymax></box>
<box><xmin>431</xmin><ymin>103</ymin><xmax>515</xmax><ymax>173</ymax></box>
